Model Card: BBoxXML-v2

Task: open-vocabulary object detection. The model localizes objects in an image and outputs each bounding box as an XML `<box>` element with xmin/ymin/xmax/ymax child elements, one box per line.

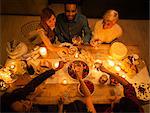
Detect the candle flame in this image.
<box><xmin>39</xmin><ymin>47</ymin><xmax>47</xmax><ymax>57</ymax></box>
<box><xmin>107</xmin><ymin>60</ymin><xmax>115</xmax><ymax>66</ymax></box>
<box><xmin>115</xmin><ymin>66</ymin><xmax>121</xmax><ymax>71</ymax></box>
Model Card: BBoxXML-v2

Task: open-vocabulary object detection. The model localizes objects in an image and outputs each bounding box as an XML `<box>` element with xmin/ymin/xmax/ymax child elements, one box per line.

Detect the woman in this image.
<box><xmin>90</xmin><ymin>9</ymin><xmax>123</xmax><ymax>46</ymax></box>
<box><xmin>36</xmin><ymin>8</ymin><xmax>68</xmax><ymax>52</ymax></box>
<box><xmin>39</xmin><ymin>7</ymin><xmax>56</xmax><ymax>44</ymax></box>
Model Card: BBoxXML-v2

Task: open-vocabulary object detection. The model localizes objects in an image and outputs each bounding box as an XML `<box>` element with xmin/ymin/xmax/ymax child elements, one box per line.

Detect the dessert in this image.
<box><xmin>109</xmin><ymin>42</ymin><xmax>128</xmax><ymax>60</ymax></box>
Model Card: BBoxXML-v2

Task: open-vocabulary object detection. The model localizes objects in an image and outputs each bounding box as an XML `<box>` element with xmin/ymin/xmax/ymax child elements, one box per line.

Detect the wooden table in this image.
<box><xmin>1</xmin><ymin>44</ymin><xmax>150</xmax><ymax>105</ymax></box>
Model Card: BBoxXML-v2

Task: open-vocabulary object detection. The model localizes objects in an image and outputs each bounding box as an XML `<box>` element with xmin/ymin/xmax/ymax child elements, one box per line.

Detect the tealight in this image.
<box><xmin>39</xmin><ymin>47</ymin><xmax>47</xmax><ymax>57</ymax></box>
<box><xmin>114</xmin><ymin>66</ymin><xmax>121</xmax><ymax>71</ymax></box>
<box><xmin>121</xmin><ymin>74</ymin><xmax>126</xmax><ymax>78</ymax></box>
<box><xmin>107</xmin><ymin>60</ymin><xmax>115</xmax><ymax>67</ymax></box>
<box><xmin>10</xmin><ymin>65</ymin><xmax>15</xmax><ymax>69</ymax></box>
<box><xmin>62</xmin><ymin>79</ymin><xmax>68</xmax><ymax>85</ymax></box>
<box><xmin>54</xmin><ymin>61</ymin><xmax>59</xmax><ymax>68</ymax></box>
<box><xmin>75</xmin><ymin>53</ymin><xmax>79</xmax><ymax>58</ymax></box>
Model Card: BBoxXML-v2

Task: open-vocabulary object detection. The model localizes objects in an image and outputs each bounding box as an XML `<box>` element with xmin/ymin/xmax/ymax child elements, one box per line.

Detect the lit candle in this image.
<box><xmin>10</xmin><ymin>65</ymin><xmax>15</xmax><ymax>69</ymax></box>
<box><xmin>114</xmin><ymin>66</ymin><xmax>121</xmax><ymax>71</ymax></box>
<box><xmin>121</xmin><ymin>74</ymin><xmax>126</xmax><ymax>78</ymax></box>
<box><xmin>54</xmin><ymin>61</ymin><xmax>59</xmax><ymax>68</ymax></box>
<box><xmin>75</xmin><ymin>53</ymin><xmax>79</xmax><ymax>58</ymax></box>
<box><xmin>62</xmin><ymin>79</ymin><xmax>68</xmax><ymax>85</ymax></box>
<box><xmin>107</xmin><ymin>60</ymin><xmax>115</xmax><ymax>67</ymax></box>
<box><xmin>39</xmin><ymin>47</ymin><xmax>47</xmax><ymax>57</ymax></box>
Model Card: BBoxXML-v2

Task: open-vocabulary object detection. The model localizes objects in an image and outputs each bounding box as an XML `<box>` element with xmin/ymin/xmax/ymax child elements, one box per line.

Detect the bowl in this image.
<box><xmin>99</xmin><ymin>73</ymin><xmax>110</xmax><ymax>85</ymax></box>
<box><xmin>78</xmin><ymin>80</ymin><xmax>94</xmax><ymax>96</ymax></box>
<box><xmin>68</xmin><ymin>60</ymin><xmax>89</xmax><ymax>79</ymax></box>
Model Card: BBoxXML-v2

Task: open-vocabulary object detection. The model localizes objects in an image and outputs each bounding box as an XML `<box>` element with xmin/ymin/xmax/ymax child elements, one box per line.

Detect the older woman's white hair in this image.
<box><xmin>103</xmin><ymin>9</ymin><xmax>119</xmax><ymax>22</ymax></box>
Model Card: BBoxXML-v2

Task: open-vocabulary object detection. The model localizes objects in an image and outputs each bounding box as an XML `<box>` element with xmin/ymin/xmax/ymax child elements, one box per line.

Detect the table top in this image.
<box><xmin>1</xmin><ymin>44</ymin><xmax>150</xmax><ymax>105</ymax></box>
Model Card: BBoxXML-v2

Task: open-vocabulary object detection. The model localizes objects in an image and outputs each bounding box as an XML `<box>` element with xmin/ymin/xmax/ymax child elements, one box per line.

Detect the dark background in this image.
<box><xmin>48</xmin><ymin>0</ymin><xmax>149</xmax><ymax>19</ymax></box>
<box><xmin>1</xmin><ymin>0</ymin><xmax>149</xmax><ymax>19</ymax></box>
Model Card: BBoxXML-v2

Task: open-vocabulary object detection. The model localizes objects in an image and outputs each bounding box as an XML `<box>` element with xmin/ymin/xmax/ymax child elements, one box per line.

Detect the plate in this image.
<box><xmin>58</xmin><ymin>43</ymin><xmax>78</xmax><ymax>57</ymax></box>
<box><xmin>68</xmin><ymin>60</ymin><xmax>89</xmax><ymax>79</ymax></box>
<box><xmin>78</xmin><ymin>80</ymin><xmax>94</xmax><ymax>96</ymax></box>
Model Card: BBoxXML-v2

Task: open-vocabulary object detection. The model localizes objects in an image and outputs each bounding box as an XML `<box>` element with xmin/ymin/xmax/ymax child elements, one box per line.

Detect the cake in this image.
<box><xmin>109</xmin><ymin>42</ymin><xmax>128</xmax><ymax>60</ymax></box>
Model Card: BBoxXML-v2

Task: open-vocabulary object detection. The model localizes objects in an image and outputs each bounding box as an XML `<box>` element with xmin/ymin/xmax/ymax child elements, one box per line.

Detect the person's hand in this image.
<box><xmin>72</xmin><ymin>36</ymin><xmax>83</xmax><ymax>45</ymax></box>
<box><xmin>90</xmin><ymin>39</ymin><xmax>102</xmax><ymax>47</ymax></box>
<box><xmin>55</xmin><ymin>61</ymin><xmax>66</xmax><ymax>71</ymax></box>
<box><xmin>58</xmin><ymin>97</ymin><xmax>64</xmax><ymax>113</ymax></box>
<box><xmin>36</xmin><ymin>28</ymin><xmax>45</xmax><ymax>36</ymax></box>
<box><xmin>99</xmin><ymin>65</ymin><xmax>111</xmax><ymax>74</ymax></box>
<box><xmin>40</xmin><ymin>59</ymin><xmax>52</xmax><ymax>69</ymax></box>
<box><xmin>36</xmin><ymin>60</ymin><xmax>52</xmax><ymax>74</ymax></box>
<box><xmin>11</xmin><ymin>100</ymin><xmax>32</xmax><ymax>112</ymax></box>
<box><xmin>58</xmin><ymin>97</ymin><xmax>64</xmax><ymax>105</ymax></box>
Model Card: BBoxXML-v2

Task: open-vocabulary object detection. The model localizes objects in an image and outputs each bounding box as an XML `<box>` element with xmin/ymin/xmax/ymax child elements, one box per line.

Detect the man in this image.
<box><xmin>56</xmin><ymin>0</ymin><xmax>91</xmax><ymax>44</ymax></box>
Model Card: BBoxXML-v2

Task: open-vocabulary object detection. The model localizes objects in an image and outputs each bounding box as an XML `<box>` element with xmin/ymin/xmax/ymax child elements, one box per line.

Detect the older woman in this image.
<box><xmin>90</xmin><ymin>10</ymin><xmax>123</xmax><ymax>46</ymax></box>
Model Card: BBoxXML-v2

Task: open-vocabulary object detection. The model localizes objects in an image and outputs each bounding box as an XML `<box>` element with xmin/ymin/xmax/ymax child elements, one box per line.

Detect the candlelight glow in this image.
<box><xmin>10</xmin><ymin>65</ymin><xmax>15</xmax><ymax>69</ymax></box>
<box><xmin>107</xmin><ymin>60</ymin><xmax>115</xmax><ymax>66</ymax></box>
<box><xmin>121</xmin><ymin>74</ymin><xmax>126</xmax><ymax>78</ymax></box>
<box><xmin>62</xmin><ymin>79</ymin><xmax>68</xmax><ymax>85</ymax></box>
<box><xmin>54</xmin><ymin>61</ymin><xmax>59</xmax><ymax>68</ymax></box>
<box><xmin>75</xmin><ymin>53</ymin><xmax>79</xmax><ymax>58</ymax></box>
<box><xmin>95</xmin><ymin>59</ymin><xmax>102</xmax><ymax>64</ymax></box>
<box><xmin>115</xmin><ymin>66</ymin><xmax>121</xmax><ymax>71</ymax></box>
<box><xmin>0</xmin><ymin>68</ymin><xmax>13</xmax><ymax>83</ymax></box>
<box><xmin>39</xmin><ymin>47</ymin><xmax>47</xmax><ymax>57</ymax></box>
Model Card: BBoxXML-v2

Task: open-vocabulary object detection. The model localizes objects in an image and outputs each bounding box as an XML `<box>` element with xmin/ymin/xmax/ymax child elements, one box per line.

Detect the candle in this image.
<box><xmin>10</xmin><ymin>65</ymin><xmax>15</xmax><ymax>69</ymax></box>
<box><xmin>121</xmin><ymin>74</ymin><xmax>126</xmax><ymax>78</ymax></box>
<box><xmin>62</xmin><ymin>79</ymin><xmax>68</xmax><ymax>85</ymax></box>
<box><xmin>75</xmin><ymin>53</ymin><xmax>79</xmax><ymax>58</ymax></box>
<box><xmin>114</xmin><ymin>66</ymin><xmax>121</xmax><ymax>71</ymax></box>
<box><xmin>107</xmin><ymin>60</ymin><xmax>115</xmax><ymax>67</ymax></box>
<box><xmin>54</xmin><ymin>61</ymin><xmax>59</xmax><ymax>68</ymax></box>
<box><xmin>39</xmin><ymin>47</ymin><xmax>47</xmax><ymax>57</ymax></box>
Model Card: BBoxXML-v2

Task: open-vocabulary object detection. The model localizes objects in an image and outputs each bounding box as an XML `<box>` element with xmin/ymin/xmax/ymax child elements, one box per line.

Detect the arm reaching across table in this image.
<box><xmin>99</xmin><ymin>65</ymin><xmax>144</xmax><ymax>113</ymax></box>
<box><xmin>37</xmin><ymin>29</ymin><xmax>69</xmax><ymax>54</ymax></box>
<box><xmin>75</xmin><ymin>64</ymin><xmax>96</xmax><ymax>113</ymax></box>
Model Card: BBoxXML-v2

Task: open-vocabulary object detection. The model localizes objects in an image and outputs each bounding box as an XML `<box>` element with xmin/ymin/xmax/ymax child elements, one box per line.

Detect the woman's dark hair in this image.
<box><xmin>40</xmin><ymin>7</ymin><xmax>56</xmax><ymax>43</ymax></box>
<box><xmin>113</xmin><ymin>97</ymin><xmax>141</xmax><ymax>113</ymax></box>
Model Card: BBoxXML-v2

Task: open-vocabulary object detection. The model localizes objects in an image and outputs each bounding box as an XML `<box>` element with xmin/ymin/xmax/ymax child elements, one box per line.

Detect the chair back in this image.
<box><xmin>21</xmin><ymin>20</ymin><xmax>40</xmax><ymax>38</ymax></box>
